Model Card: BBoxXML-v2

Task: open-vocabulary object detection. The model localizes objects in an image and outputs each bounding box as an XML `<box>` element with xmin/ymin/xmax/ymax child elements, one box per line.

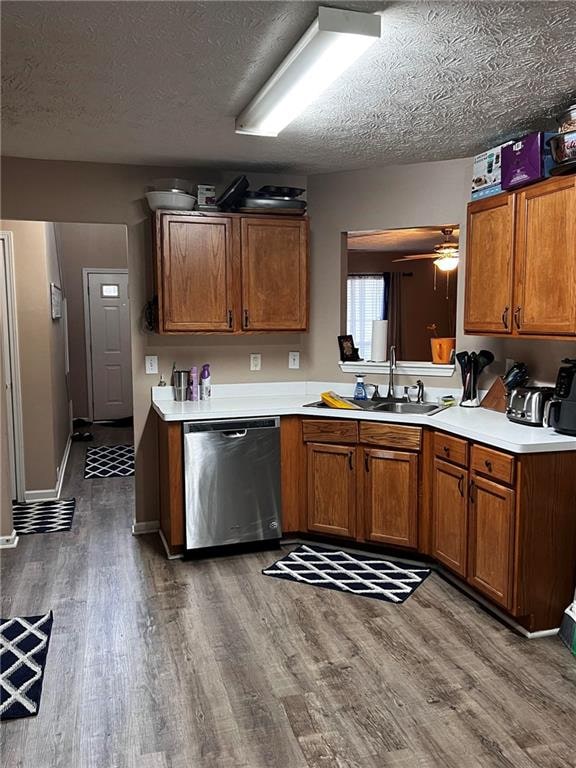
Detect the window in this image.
<box><xmin>346</xmin><ymin>274</ymin><xmax>387</xmax><ymax>360</ymax></box>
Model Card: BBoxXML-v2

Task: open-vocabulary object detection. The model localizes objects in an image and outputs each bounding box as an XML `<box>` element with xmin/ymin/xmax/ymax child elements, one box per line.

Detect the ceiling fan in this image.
<box><xmin>393</xmin><ymin>227</ymin><xmax>460</xmax><ymax>272</ymax></box>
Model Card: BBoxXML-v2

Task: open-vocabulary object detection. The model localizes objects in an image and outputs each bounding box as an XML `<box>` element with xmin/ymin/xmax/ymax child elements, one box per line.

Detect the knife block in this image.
<box><xmin>480</xmin><ymin>377</ymin><xmax>508</xmax><ymax>413</ymax></box>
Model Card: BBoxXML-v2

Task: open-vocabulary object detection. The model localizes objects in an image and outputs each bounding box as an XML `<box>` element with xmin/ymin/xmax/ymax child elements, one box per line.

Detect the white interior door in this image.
<box><xmin>86</xmin><ymin>270</ymin><xmax>133</xmax><ymax>421</ymax></box>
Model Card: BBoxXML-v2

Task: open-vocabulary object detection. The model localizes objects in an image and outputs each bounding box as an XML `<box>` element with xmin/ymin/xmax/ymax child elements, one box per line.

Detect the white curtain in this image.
<box><xmin>346</xmin><ymin>275</ymin><xmax>385</xmax><ymax>360</ymax></box>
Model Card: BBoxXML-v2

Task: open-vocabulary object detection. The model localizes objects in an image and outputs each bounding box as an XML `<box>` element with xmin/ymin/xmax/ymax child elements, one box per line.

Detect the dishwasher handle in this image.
<box><xmin>222</xmin><ymin>429</ymin><xmax>248</xmax><ymax>438</ymax></box>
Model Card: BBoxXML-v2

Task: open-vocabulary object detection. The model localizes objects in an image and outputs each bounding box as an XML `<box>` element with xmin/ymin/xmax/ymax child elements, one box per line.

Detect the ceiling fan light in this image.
<box><xmin>235</xmin><ymin>7</ymin><xmax>381</xmax><ymax>137</ymax></box>
<box><xmin>434</xmin><ymin>256</ymin><xmax>459</xmax><ymax>272</ymax></box>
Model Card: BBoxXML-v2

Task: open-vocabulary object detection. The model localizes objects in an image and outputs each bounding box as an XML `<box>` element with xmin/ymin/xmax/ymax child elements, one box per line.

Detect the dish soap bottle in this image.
<box><xmin>200</xmin><ymin>364</ymin><xmax>211</xmax><ymax>400</ymax></box>
<box><xmin>353</xmin><ymin>374</ymin><xmax>367</xmax><ymax>401</ymax></box>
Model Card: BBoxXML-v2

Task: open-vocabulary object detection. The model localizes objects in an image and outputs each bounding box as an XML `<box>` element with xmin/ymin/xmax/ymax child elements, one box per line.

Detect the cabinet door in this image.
<box><xmin>432</xmin><ymin>459</ymin><xmax>468</xmax><ymax>577</ymax></box>
<box><xmin>307</xmin><ymin>443</ymin><xmax>355</xmax><ymax>538</ymax></box>
<box><xmin>514</xmin><ymin>176</ymin><xmax>576</xmax><ymax>335</ymax></box>
<box><xmin>363</xmin><ymin>449</ymin><xmax>418</xmax><ymax>549</ymax></box>
<box><xmin>464</xmin><ymin>194</ymin><xmax>515</xmax><ymax>334</ymax></box>
<box><xmin>468</xmin><ymin>474</ymin><xmax>515</xmax><ymax>610</ymax></box>
<box><xmin>161</xmin><ymin>216</ymin><xmax>237</xmax><ymax>332</ymax></box>
<box><xmin>241</xmin><ymin>217</ymin><xmax>308</xmax><ymax>331</ymax></box>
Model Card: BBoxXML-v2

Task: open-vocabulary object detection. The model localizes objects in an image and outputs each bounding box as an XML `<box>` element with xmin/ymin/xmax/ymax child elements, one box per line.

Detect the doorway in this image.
<box><xmin>83</xmin><ymin>268</ymin><xmax>133</xmax><ymax>422</ymax></box>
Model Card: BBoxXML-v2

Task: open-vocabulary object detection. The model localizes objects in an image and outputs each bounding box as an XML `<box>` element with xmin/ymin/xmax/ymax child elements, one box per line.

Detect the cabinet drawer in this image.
<box><xmin>471</xmin><ymin>444</ymin><xmax>515</xmax><ymax>486</ymax></box>
<box><xmin>434</xmin><ymin>432</ymin><xmax>469</xmax><ymax>467</ymax></box>
<box><xmin>302</xmin><ymin>419</ymin><xmax>358</xmax><ymax>444</ymax></box>
<box><xmin>359</xmin><ymin>422</ymin><xmax>421</xmax><ymax>451</ymax></box>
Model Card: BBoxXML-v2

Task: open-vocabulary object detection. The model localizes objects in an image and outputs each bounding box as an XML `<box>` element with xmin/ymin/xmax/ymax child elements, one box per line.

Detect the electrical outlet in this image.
<box><xmin>145</xmin><ymin>355</ymin><xmax>159</xmax><ymax>375</ymax></box>
<box><xmin>288</xmin><ymin>351</ymin><xmax>300</xmax><ymax>369</ymax></box>
<box><xmin>250</xmin><ymin>353</ymin><xmax>261</xmax><ymax>371</ymax></box>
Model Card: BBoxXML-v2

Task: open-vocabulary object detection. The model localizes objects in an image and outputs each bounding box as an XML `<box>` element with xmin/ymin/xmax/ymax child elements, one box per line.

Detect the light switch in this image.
<box><xmin>250</xmin><ymin>353</ymin><xmax>261</xmax><ymax>371</ymax></box>
<box><xmin>288</xmin><ymin>351</ymin><xmax>300</xmax><ymax>369</ymax></box>
<box><xmin>145</xmin><ymin>355</ymin><xmax>159</xmax><ymax>374</ymax></box>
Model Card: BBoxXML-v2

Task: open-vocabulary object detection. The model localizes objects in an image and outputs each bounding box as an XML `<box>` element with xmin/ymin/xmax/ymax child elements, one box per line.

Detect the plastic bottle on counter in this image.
<box><xmin>200</xmin><ymin>364</ymin><xmax>211</xmax><ymax>400</ymax></box>
<box><xmin>353</xmin><ymin>374</ymin><xmax>368</xmax><ymax>401</ymax></box>
<box><xmin>188</xmin><ymin>366</ymin><xmax>199</xmax><ymax>401</ymax></box>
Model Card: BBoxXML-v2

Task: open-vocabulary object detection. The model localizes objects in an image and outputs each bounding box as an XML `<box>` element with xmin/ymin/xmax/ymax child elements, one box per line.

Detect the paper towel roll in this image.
<box><xmin>370</xmin><ymin>320</ymin><xmax>388</xmax><ymax>362</ymax></box>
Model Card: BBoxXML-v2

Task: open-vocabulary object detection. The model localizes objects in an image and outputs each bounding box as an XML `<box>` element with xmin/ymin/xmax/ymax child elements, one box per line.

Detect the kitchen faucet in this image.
<box><xmin>386</xmin><ymin>345</ymin><xmax>396</xmax><ymax>399</ymax></box>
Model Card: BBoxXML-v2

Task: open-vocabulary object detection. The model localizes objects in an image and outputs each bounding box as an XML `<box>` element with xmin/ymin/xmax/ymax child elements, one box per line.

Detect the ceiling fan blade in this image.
<box><xmin>392</xmin><ymin>254</ymin><xmax>437</xmax><ymax>262</ymax></box>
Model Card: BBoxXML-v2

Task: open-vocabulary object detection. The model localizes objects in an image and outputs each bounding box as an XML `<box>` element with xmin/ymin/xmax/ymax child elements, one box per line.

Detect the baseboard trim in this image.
<box><xmin>132</xmin><ymin>519</ymin><xmax>160</xmax><ymax>535</ymax></box>
<box><xmin>159</xmin><ymin>528</ymin><xmax>183</xmax><ymax>560</ymax></box>
<box><xmin>23</xmin><ymin>434</ymin><xmax>72</xmax><ymax>503</ymax></box>
<box><xmin>0</xmin><ymin>529</ymin><xmax>19</xmax><ymax>549</ymax></box>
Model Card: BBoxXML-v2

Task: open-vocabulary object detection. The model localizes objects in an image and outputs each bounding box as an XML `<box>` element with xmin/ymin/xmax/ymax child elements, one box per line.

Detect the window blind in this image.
<box><xmin>346</xmin><ymin>274</ymin><xmax>386</xmax><ymax>360</ymax></box>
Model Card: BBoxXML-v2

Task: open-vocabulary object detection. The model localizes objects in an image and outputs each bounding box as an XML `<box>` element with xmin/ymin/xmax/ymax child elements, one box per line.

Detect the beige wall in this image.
<box><xmin>55</xmin><ymin>223</ymin><xmax>128</xmax><ymax>417</ymax></box>
<box><xmin>2</xmin><ymin>155</ymin><xmax>570</xmax><ymax>524</ymax></box>
<box><xmin>0</xmin><ymin>220</ymin><xmax>71</xmax><ymax>493</ymax></box>
<box><xmin>0</xmin><ymin>309</ymin><xmax>14</xmax><ymax>536</ymax></box>
<box><xmin>1</xmin><ymin>157</ymin><xmax>305</xmax><ymax>524</ymax></box>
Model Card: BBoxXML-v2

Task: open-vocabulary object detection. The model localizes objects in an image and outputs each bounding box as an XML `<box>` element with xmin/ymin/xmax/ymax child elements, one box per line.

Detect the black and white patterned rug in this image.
<box><xmin>12</xmin><ymin>499</ymin><xmax>75</xmax><ymax>535</ymax></box>
<box><xmin>263</xmin><ymin>545</ymin><xmax>431</xmax><ymax>604</ymax></box>
<box><xmin>84</xmin><ymin>444</ymin><xmax>135</xmax><ymax>479</ymax></box>
<box><xmin>0</xmin><ymin>612</ymin><xmax>53</xmax><ymax>720</ymax></box>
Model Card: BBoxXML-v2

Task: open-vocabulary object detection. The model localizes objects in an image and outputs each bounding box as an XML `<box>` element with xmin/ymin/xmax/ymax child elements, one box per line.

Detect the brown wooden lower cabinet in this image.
<box><xmin>306</xmin><ymin>443</ymin><xmax>356</xmax><ymax>538</ymax></box>
<box><xmin>467</xmin><ymin>474</ymin><xmax>516</xmax><ymax>610</ymax></box>
<box><xmin>432</xmin><ymin>459</ymin><xmax>468</xmax><ymax>578</ymax></box>
<box><xmin>363</xmin><ymin>448</ymin><xmax>418</xmax><ymax>548</ymax></box>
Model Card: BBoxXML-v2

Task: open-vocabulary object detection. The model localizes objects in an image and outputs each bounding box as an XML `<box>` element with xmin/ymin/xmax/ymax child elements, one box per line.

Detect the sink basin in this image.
<box><xmin>303</xmin><ymin>398</ymin><xmax>444</xmax><ymax>415</ymax></box>
<box><xmin>371</xmin><ymin>401</ymin><xmax>443</xmax><ymax>415</ymax></box>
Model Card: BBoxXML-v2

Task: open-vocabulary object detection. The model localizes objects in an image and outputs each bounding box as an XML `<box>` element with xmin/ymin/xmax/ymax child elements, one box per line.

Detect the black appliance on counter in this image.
<box><xmin>543</xmin><ymin>359</ymin><xmax>576</xmax><ymax>435</ymax></box>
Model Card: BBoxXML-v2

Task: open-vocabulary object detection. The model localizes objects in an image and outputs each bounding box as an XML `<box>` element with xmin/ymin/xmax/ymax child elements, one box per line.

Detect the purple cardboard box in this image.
<box><xmin>501</xmin><ymin>132</ymin><xmax>554</xmax><ymax>190</ymax></box>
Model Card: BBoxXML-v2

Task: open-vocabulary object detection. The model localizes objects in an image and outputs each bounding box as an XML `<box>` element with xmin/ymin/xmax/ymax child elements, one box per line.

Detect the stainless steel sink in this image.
<box><xmin>371</xmin><ymin>401</ymin><xmax>444</xmax><ymax>415</ymax></box>
<box><xmin>303</xmin><ymin>398</ymin><xmax>445</xmax><ymax>415</ymax></box>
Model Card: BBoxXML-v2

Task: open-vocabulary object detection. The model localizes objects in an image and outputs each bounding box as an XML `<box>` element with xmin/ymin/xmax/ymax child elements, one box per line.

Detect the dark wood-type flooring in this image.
<box><xmin>1</xmin><ymin>425</ymin><xmax>575</xmax><ymax>768</ymax></box>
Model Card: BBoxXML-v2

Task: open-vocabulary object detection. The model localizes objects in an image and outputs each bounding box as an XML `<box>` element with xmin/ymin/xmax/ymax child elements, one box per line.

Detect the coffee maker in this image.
<box><xmin>543</xmin><ymin>359</ymin><xmax>576</xmax><ymax>435</ymax></box>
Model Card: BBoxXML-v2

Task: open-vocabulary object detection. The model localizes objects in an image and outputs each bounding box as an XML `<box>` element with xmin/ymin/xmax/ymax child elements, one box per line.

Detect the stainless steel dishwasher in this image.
<box><xmin>183</xmin><ymin>417</ymin><xmax>282</xmax><ymax>553</ymax></box>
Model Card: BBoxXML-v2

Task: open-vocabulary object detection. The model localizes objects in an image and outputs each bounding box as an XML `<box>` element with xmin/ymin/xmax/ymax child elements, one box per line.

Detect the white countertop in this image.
<box><xmin>151</xmin><ymin>383</ymin><xmax>576</xmax><ymax>455</ymax></box>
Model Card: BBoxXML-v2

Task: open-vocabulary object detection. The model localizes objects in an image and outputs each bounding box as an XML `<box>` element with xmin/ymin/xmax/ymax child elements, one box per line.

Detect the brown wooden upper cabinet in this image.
<box><xmin>154</xmin><ymin>211</ymin><xmax>309</xmax><ymax>333</ymax></box>
<box><xmin>464</xmin><ymin>175</ymin><xmax>576</xmax><ymax>338</ymax></box>
<box><xmin>241</xmin><ymin>218</ymin><xmax>308</xmax><ymax>331</ymax></box>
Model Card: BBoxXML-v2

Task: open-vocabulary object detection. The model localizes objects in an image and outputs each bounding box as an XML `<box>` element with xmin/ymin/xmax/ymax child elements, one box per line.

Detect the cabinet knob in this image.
<box><xmin>443</xmin><ymin>445</ymin><xmax>450</xmax><ymax>455</ymax></box>
<box><xmin>485</xmin><ymin>459</ymin><xmax>493</xmax><ymax>472</ymax></box>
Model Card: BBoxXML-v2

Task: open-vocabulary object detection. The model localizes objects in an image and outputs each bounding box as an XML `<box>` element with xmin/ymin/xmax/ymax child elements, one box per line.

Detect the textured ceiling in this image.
<box><xmin>348</xmin><ymin>226</ymin><xmax>459</xmax><ymax>253</ymax></box>
<box><xmin>2</xmin><ymin>1</ymin><xmax>576</xmax><ymax>174</ymax></box>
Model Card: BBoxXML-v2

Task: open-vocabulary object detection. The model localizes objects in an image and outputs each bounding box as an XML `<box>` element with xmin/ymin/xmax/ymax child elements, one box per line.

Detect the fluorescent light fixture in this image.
<box><xmin>434</xmin><ymin>256</ymin><xmax>460</xmax><ymax>272</ymax></box>
<box><xmin>235</xmin><ymin>6</ymin><xmax>381</xmax><ymax>137</ymax></box>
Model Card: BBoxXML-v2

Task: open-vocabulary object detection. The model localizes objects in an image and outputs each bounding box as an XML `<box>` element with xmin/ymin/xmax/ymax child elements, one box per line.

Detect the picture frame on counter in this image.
<box><xmin>338</xmin><ymin>334</ymin><xmax>362</xmax><ymax>362</ymax></box>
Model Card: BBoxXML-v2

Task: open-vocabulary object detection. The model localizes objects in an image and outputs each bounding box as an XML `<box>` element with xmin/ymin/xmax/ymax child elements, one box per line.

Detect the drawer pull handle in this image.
<box><xmin>348</xmin><ymin>452</ymin><xmax>354</xmax><ymax>471</ymax></box>
<box><xmin>443</xmin><ymin>446</ymin><xmax>450</xmax><ymax>454</ymax></box>
<box><xmin>243</xmin><ymin>309</ymin><xmax>249</xmax><ymax>328</ymax></box>
<box><xmin>365</xmin><ymin>453</ymin><xmax>370</xmax><ymax>472</ymax></box>
<box><xmin>227</xmin><ymin>309</ymin><xmax>233</xmax><ymax>329</ymax></box>
<box><xmin>457</xmin><ymin>474</ymin><xmax>464</xmax><ymax>497</ymax></box>
<box><xmin>469</xmin><ymin>480</ymin><xmax>476</xmax><ymax>503</ymax></box>
<box><xmin>514</xmin><ymin>306</ymin><xmax>521</xmax><ymax>330</ymax></box>
<box><xmin>501</xmin><ymin>306</ymin><xmax>509</xmax><ymax>329</ymax></box>
<box><xmin>484</xmin><ymin>459</ymin><xmax>493</xmax><ymax>471</ymax></box>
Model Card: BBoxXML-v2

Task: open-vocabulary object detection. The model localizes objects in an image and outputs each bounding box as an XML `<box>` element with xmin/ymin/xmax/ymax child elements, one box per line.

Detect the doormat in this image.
<box><xmin>0</xmin><ymin>612</ymin><xmax>53</xmax><ymax>720</ymax></box>
<box><xmin>263</xmin><ymin>544</ymin><xmax>431</xmax><ymax>604</ymax></box>
<box><xmin>84</xmin><ymin>444</ymin><xmax>134</xmax><ymax>478</ymax></box>
<box><xmin>12</xmin><ymin>499</ymin><xmax>75</xmax><ymax>535</ymax></box>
